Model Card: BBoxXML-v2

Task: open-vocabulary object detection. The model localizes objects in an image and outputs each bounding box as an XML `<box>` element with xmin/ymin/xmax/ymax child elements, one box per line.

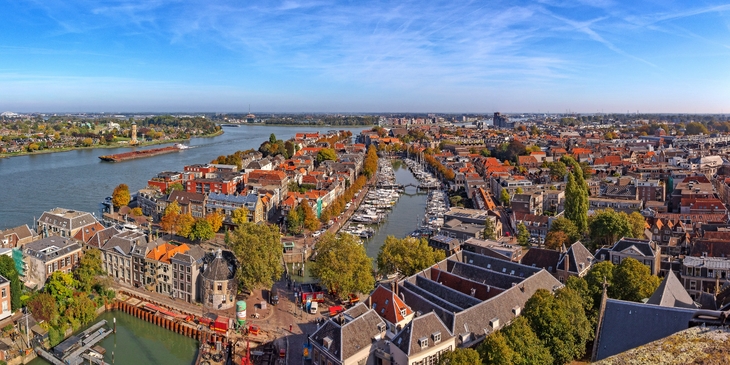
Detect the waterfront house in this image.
<box><xmin>201</xmin><ymin>249</ymin><xmax>238</xmax><ymax>310</ymax></box>
<box><xmin>100</xmin><ymin>230</ymin><xmax>148</xmax><ymax>286</ymax></box>
<box><xmin>164</xmin><ymin>190</ymin><xmax>207</xmax><ymax>219</ymax></box>
<box><xmin>171</xmin><ymin>246</ymin><xmax>205</xmax><ymax>303</ymax></box>
<box><xmin>37</xmin><ymin>208</ymin><xmax>99</xmax><ymax>239</ymax></box>
<box><xmin>23</xmin><ymin>236</ymin><xmax>82</xmax><ymax>288</ymax></box>
<box><xmin>145</xmin><ymin>242</ymin><xmax>191</xmax><ymax>295</ymax></box>
<box><xmin>0</xmin><ymin>224</ymin><xmax>37</xmax><ymax>248</ymax></box>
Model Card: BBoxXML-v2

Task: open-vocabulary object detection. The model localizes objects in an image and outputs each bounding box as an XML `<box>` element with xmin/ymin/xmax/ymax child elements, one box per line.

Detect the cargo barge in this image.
<box><xmin>99</xmin><ymin>144</ymin><xmax>186</xmax><ymax>162</ymax></box>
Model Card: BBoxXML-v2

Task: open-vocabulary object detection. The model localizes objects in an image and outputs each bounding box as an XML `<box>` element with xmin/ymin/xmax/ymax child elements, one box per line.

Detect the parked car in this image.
<box><xmin>312</xmin><ymin>231</ymin><xmax>322</xmax><ymax>237</ymax></box>
<box><xmin>269</xmin><ymin>289</ymin><xmax>279</xmax><ymax>305</ymax></box>
<box><xmin>309</xmin><ymin>301</ymin><xmax>319</xmax><ymax>314</ymax></box>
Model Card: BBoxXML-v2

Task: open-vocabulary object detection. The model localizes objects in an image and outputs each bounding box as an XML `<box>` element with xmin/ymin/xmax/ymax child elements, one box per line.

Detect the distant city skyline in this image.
<box><xmin>1</xmin><ymin>1</ymin><xmax>729</xmax><ymax>113</ymax></box>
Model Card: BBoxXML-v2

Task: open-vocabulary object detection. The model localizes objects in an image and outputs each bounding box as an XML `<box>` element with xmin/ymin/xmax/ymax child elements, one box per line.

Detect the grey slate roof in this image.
<box><xmin>24</xmin><ymin>236</ymin><xmax>81</xmax><ymax>263</ymax></box>
<box><xmin>458</xmin><ymin>250</ymin><xmax>541</xmax><ymax>278</ymax></box>
<box><xmin>202</xmin><ymin>250</ymin><xmax>236</xmax><ymax>281</ymax></box>
<box><xmin>646</xmin><ymin>270</ymin><xmax>697</xmax><ymax>309</ymax></box>
<box><xmin>86</xmin><ymin>227</ymin><xmax>119</xmax><ymax>249</ymax></box>
<box><xmin>557</xmin><ymin>241</ymin><xmax>594</xmax><ymax>275</ymax></box>
<box><xmin>310</xmin><ymin>306</ymin><xmax>385</xmax><ymax>362</ymax></box>
<box><xmin>610</xmin><ymin>237</ymin><xmax>657</xmax><ymax>257</ymax></box>
<box><xmin>38</xmin><ymin>208</ymin><xmax>97</xmax><ymax>231</ymax></box>
<box><xmin>392</xmin><ymin>312</ymin><xmax>452</xmax><ymax>356</ymax></box>
<box><xmin>101</xmin><ymin>230</ymin><xmax>147</xmax><ymax>256</ymax></box>
<box><xmin>594</xmin><ymin>299</ymin><xmax>697</xmax><ymax>361</ymax></box>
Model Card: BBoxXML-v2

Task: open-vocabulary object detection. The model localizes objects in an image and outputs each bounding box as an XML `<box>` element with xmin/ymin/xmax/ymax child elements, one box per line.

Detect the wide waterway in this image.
<box><xmin>28</xmin><ymin>311</ymin><xmax>198</xmax><ymax>365</ymax></box>
<box><xmin>0</xmin><ymin>125</ymin><xmax>365</xmax><ymax>230</ymax></box>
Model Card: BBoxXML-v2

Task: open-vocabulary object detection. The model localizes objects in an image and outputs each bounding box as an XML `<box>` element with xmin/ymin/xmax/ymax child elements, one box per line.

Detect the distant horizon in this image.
<box><xmin>1</xmin><ymin>1</ymin><xmax>729</xmax><ymax>113</ymax></box>
<box><xmin>3</xmin><ymin>110</ymin><xmax>729</xmax><ymax>117</ymax></box>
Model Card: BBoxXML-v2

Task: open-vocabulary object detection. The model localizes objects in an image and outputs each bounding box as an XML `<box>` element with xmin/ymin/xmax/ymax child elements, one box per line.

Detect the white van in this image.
<box><xmin>309</xmin><ymin>301</ymin><xmax>319</xmax><ymax>314</ymax></box>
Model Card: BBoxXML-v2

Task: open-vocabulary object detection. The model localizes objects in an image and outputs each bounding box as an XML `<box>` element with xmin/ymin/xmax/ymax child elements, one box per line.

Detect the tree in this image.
<box><xmin>206</xmin><ymin>211</ymin><xmax>224</xmax><ymax>232</ymax></box>
<box><xmin>269</xmin><ymin>133</ymin><xmax>277</xmax><ymax>144</ymax></box>
<box><xmin>516</xmin><ymin>222</ymin><xmax>530</xmax><ymax>247</ymax></box>
<box><xmin>611</xmin><ymin>257</ymin><xmax>661</xmax><ymax>302</ymax></box>
<box><xmin>82</xmin><ymin>138</ymin><xmax>93</xmax><ymax>147</ymax></box>
<box><xmin>28</xmin><ymin>293</ymin><xmax>58</xmax><ymax>323</ymax></box>
<box><xmin>301</xmin><ymin>200</ymin><xmax>320</xmax><ymax>232</ymax></box>
<box><xmin>111</xmin><ymin>183</ymin><xmax>131</xmax><ymax>209</ymax></box>
<box><xmin>548</xmin><ymin>217</ymin><xmax>580</xmax><ymax>244</ymax></box>
<box><xmin>500</xmin><ymin>316</ymin><xmax>554</xmax><ymax>365</ymax></box>
<box><xmin>130</xmin><ymin>207</ymin><xmax>143</xmax><ymax>216</ymax></box>
<box><xmin>0</xmin><ymin>256</ymin><xmax>22</xmax><ymax>311</ymax></box>
<box><xmin>286</xmin><ymin>208</ymin><xmax>302</xmax><ymax>235</ymax></box>
<box><xmin>627</xmin><ymin>211</ymin><xmax>646</xmax><ymax>238</ymax></box>
<box><xmin>589</xmin><ymin>209</ymin><xmax>632</xmax><ymax>248</ymax></box>
<box><xmin>483</xmin><ymin>217</ymin><xmax>497</xmax><ymax>240</ymax></box>
<box><xmin>231</xmin><ymin>207</ymin><xmax>249</xmax><ymax>226</ymax></box>
<box><xmin>74</xmin><ymin>248</ymin><xmax>102</xmax><ymax>292</ymax></box>
<box><xmin>176</xmin><ymin>213</ymin><xmax>195</xmax><ymax>238</ymax></box>
<box><xmin>478</xmin><ymin>332</ymin><xmax>516</xmax><ymax>365</ymax></box>
<box><xmin>564</xmin><ymin>173</ymin><xmax>588</xmax><ymax>234</ymax></box>
<box><xmin>436</xmin><ymin>348</ymin><xmax>481</xmax><ymax>365</ymax></box>
<box><xmin>316</xmin><ymin>148</ymin><xmax>338</xmax><ymax>164</ymax></box>
<box><xmin>566</xmin><ymin>276</ymin><xmax>595</xmax><ymax>324</ymax></box>
<box><xmin>165</xmin><ymin>182</ymin><xmax>184</xmax><ymax>194</ymax></box>
<box><xmin>311</xmin><ymin>233</ymin><xmax>374</xmax><ymax>296</ymax></box>
<box><xmin>516</xmin><ymin>187</ymin><xmax>524</xmax><ymax>194</ymax></box>
<box><xmin>189</xmin><ymin>219</ymin><xmax>215</xmax><ymax>242</ymax></box>
<box><xmin>544</xmin><ymin>231</ymin><xmax>568</xmax><ymax>250</ymax></box>
<box><xmin>228</xmin><ymin>223</ymin><xmax>284</xmax><ymax>291</ymax></box>
<box><xmin>547</xmin><ymin>161</ymin><xmax>567</xmax><ymax>181</ymax></box>
<box><xmin>685</xmin><ymin>122</ymin><xmax>708</xmax><ymax>135</ymax></box>
<box><xmin>523</xmin><ymin>288</ymin><xmax>592</xmax><ymax>365</ymax></box>
<box><xmin>377</xmin><ymin>236</ymin><xmax>445</xmax><ymax>277</ymax></box>
<box><xmin>500</xmin><ymin>189</ymin><xmax>510</xmax><ymax>207</ymax></box>
<box><xmin>584</xmin><ymin>261</ymin><xmax>614</xmax><ymax>312</ymax></box>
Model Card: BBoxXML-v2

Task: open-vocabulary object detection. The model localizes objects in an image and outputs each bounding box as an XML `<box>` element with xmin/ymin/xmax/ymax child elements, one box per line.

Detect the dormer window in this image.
<box><xmin>432</xmin><ymin>332</ymin><xmax>441</xmax><ymax>344</ymax></box>
<box><xmin>418</xmin><ymin>337</ymin><xmax>428</xmax><ymax>349</ymax></box>
<box><xmin>400</xmin><ymin>308</ymin><xmax>407</xmax><ymax>317</ymax></box>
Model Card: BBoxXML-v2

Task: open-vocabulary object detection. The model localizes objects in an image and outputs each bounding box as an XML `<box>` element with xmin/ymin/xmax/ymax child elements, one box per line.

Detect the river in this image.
<box><xmin>0</xmin><ymin>125</ymin><xmax>365</xmax><ymax>230</ymax></box>
<box><xmin>28</xmin><ymin>311</ymin><xmax>198</xmax><ymax>365</ymax></box>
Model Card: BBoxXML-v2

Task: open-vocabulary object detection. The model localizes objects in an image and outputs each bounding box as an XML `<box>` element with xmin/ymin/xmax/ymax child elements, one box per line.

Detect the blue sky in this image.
<box><xmin>1</xmin><ymin>0</ymin><xmax>729</xmax><ymax>113</ymax></box>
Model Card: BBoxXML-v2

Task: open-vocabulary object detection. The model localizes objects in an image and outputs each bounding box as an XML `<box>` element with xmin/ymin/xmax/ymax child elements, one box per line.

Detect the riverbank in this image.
<box><xmin>0</xmin><ymin>130</ymin><xmax>223</xmax><ymax>159</ymax></box>
<box><xmin>221</xmin><ymin>123</ymin><xmax>375</xmax><ymax>128</ymax></box>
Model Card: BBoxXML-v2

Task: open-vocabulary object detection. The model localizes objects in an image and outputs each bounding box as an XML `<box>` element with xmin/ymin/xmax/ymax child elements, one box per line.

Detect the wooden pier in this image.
<box><xmin>37</xmin><ymin>320</ymin><xmax>113</xmax><ymax>365</ymax></box>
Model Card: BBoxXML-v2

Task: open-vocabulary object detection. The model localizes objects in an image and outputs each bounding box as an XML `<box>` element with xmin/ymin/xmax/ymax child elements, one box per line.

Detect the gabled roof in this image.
<box><xmin>1</xmin><ymin>224</ymin><xmax>35</xmax><ymax>241</ymax></box>
<box><xmin>610</xmin><ymin>238</ymin><xmax>657</xmax><ymax>257</ymax></box>
<box><xmin>557</xmin><ymin>241</ymin><xmax>594</xmax><ymax>275</ymax></box>
<box><xmin>73</xmin><ymin>221</ymin><xmax>105</xmax><ymax>244</ymax></box>
<box><xmin>368</xmin><ymin>285</ymin><xmax>412</xmax><ymax>325</ymax></box>
<box><xmin>392</xmin><ymin>312</ymin><xmax>452</xmax><ymax>356</ymax></box>
<box><xmin>646</xmin><ymin>271</ymin><xmax>697</xmax><ymax>309</ymax></box>
<box><xmin>86</xmin><ymin>227</ymin><xmax>120</xmax><ymax>249</ymax></box>
<box><xmin>310</xmin><ymin>306</ymin><xmax>385</xmax><ymax>362</ymax></box>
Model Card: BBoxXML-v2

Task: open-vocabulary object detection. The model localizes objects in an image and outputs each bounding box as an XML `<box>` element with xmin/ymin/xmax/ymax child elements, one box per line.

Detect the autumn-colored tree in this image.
<box><xmin>316</xmin><ymin>148</ymin><xmax>338</xmax><ymax>164</ymax></box>
<box><xmin>231</xmin><ymin>207</ymin><xmax>249</xmax><ymax>226</ymax></box>
<box><xmin>131</xmin><ymin>207</ymin><xmax>143</xmax><ymax>216</ymax></box>
<box><xmin>544</xmin><ymin>231</ymin><xmax>569</xmax><ymax>250</ymax></box>
<box><xmin>111</xmin><ymin>183</ymin><xmax>131</xmax><ymax>209</ymax></box>
<box><xmin>177</xmin><ymin>213</ymin><xmax>195</xmax><ymax>238</ymax></box>
<box><xmin>301</xmin><ymin>200</ymin><xmax>321</xmax><ymax>232</ymax></box>
<box><xmin>160</xmin><ymin>201</ymin><xmax>181</xmax><ymax>235</ymax></box>
<box><xmin>286</xmin><ymin>208</ymin><xmax>302</xmax><ymax>235</ymax></box>
<box><xmin>206</xmin><ymin>211</ymin><xmax>224</xmax><ymax>232</ymax></box>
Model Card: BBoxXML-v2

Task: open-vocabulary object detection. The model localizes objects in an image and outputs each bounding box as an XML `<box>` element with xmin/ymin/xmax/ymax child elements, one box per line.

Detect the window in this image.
<box><xmin>690</xmin><ymin>280</ymin><xmax>696</xmax><ymax>290</ymax></box>
<box><xmin>1</xmin><ymin>288</ymin><xmax>5</xmax><ymax>298</ymax></box>
<box><xmin>418</xmin><ymin>337</ymin><xmax>428</xmax><ymax>349</ymax></box>
<box><xmin>432</xmin><ymin>332</ymin><xmax>441</xmax><ymax>344</ymax></box>
<box><xmin>187</xmin><ymin>267</ymin><xmax>191</xmax><ymax>273</ymax></box>
<box><xmin>218</xmin><ymin>283</ymin><xmax>223</xmax><ymax>291</ymax></box>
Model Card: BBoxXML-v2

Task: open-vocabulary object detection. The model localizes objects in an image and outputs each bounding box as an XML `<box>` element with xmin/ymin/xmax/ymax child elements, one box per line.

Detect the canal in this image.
<box><xmin>363</xmin><ymin>159</ymin><xmax>428</xmax><ymax>259</ymax></box>
<box><xmin>288</xmin><ymin>158</ymin><xmax>428</xmax><ymax>283</ymax></box>
<box><xmin>28</xmin><ymin>311</ymin><xmax>198</xmax><ymax>365</ymax></box>
<box><xmin>0</xmin><ymin>125</ymin><xmax>363</xmax><ymax>230</ymax></box>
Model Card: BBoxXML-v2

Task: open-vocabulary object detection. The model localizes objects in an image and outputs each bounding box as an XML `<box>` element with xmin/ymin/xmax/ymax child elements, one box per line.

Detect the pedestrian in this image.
<box><xmin>289</xmin><ymin>324</ymin><xmax>293</xmax><ymax>332</ymax></box>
